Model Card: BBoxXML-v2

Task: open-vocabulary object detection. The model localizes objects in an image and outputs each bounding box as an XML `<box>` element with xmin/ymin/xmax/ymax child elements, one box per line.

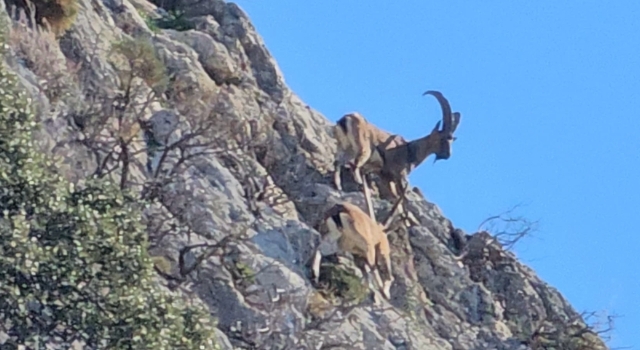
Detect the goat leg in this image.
<box><xmin>391</xmin><ymin>180</ymin><xmax>408</xmax><ymax>226</ymax></box>
<box><xmin>380</xmin><ymin>277</ymin><xmax>392</xmax><ymax>300</ymax></box>
<box><xmin>380</xmin><ymin>263</ymin><xmax>393</xmax><ymax>301</ymax></box>
<box><xmin>372</xmin><ymin>269</ymin><xmax>388</xmax><ymax>300</ymax></box>
<box><xmin>359</xmin><ymin>170</ymin><xmax>376</xmax><ymax>220</ymax></box>
<box><xmin>399</xmin><ymin>192</ymin><xmax>420</xmax><ymax>227</ymax></box>
<box><xmin>352</xmin><ymin>164</ymin><xmax>365</xmax><ymax>185</ymax></box>
<box><xmin>365</xmin><ymin>263</ymin><xmax>389</xmax><ymax>301</ymax></box>
<box><xmin>393</xmin><ymin>179</ymin><xmax>420</xmax><ymax>227</ymax></box>
<box><xmin>333</xmin><ymin>160</ymin><xmax>343</xmax><ymax>191</ymax></box>
<box><xmin>362</xmin><ymin>264</ymin><xmax>379</xmax><ymax>294</ymax></box>
<box><xmin>311</xmin><ymin>249</ymin><xmax>323</xmax><ymax>284</ymax></box>
<box><xmin>382</xmin><ymin>193</ymin><xmax>405</xmax><ymax>230</ymax></box>
<box><xmin>399</xmin><ymin>201</ymin><xmax>420</xmax><ymax>227</ymax></box>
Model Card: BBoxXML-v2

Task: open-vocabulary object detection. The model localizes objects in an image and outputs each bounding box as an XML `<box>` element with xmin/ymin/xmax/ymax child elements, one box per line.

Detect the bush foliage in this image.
<box><xmin>0</xmin><ymin>49</ymin><xmax>218</xmax><ymax>349</ymax></box>
<box><xmin>111</xmin><ymin>37</ymin><xmax>168</xmax><ymax>92</ymax></box>
<box><xmin>318</xmin><ymin>262</ymin><xmax>370</xmax><ymax>305</ymax></box>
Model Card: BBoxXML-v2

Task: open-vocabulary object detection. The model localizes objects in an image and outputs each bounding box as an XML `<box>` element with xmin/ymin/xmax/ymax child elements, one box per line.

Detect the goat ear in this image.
<box><xmin>432</xmin><ymin>120</ymin><xmax>441</xmax><ymax>133</ymax></box>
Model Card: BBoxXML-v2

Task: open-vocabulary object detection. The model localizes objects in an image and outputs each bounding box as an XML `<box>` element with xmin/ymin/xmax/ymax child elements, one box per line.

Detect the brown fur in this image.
<box><xmin>332</xmin><ymin>91</ymin><xmax>461</xmax><ymax>201</ymax></box>
<box><xmin>312</xmin><ymin>201</ymin><xmax>394</xmax><ymax>300</ymax></box>
<box><xmin>331</xmin><ymin>91</ymin><xmax>461</xmax><ymax>228</ymax></box>
<box><xmin>333</xmin><ymin>112</ymin><xmax>407</xmax><ymax>190</ymax></box>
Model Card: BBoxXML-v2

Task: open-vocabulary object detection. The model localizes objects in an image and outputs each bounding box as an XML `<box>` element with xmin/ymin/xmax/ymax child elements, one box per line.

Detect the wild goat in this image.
<box><xmin>311</xmin><ymin>200</ymin><xmax>402</xmax><ymax>300</ymax></box>
<box><xmin>332</xmin><ymin>112</ymin><xmax>407</xmax><ymax>193</ymax></box>
<box><xmin>331</xmin><ymin>91</ymin><xmax>461</xmax><ymax>225</ymax></box>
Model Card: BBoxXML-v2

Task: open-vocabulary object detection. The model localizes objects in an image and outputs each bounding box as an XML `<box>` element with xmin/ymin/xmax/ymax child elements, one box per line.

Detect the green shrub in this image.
<box><xmin>155</xmin><ymin>10</ymin><xmax>194</xmax><ymax>31</ymax></box>
<box><xmin>318</xmin><ymin>263</ymin><xmax>370</xmax><ymax>305</ymax></box>
<box><xmin>111</xmin><ymin>37</ymin><xmax>168</xmax><ymax>93</ymax></box>
<box><xmin>139</xmin><ymin>10</ymin><xmax>194</xmax><ymax>33</ymax></box>
<box><xmin>140</xmin><ymin>12</ymin><xmax>161</xmax><ymax>34</ymax></box>
<box><xmin>0</xmin><ymin>53</ymin><xmax>218</xmax><ymax>349</ymax></box>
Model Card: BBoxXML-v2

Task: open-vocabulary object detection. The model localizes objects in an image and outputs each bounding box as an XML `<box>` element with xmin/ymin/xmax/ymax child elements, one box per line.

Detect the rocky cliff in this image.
<box><xmin>0</xmin><ymin>0</ymin><xmax>609</xmax><ymax>348</ymax></box>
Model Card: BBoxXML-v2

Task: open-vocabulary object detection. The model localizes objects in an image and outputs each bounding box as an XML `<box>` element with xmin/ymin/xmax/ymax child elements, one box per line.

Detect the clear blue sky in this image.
<box><xmin>233</xmin><ymin>1</ymin><xmax>639</xmax><ymax>347</ymax></box>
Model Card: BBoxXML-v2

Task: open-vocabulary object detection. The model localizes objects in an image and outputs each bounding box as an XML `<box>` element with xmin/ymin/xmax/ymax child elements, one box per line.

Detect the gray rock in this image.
<box><xmin>0</xmin><ymin>0</ymin><xmax>609</xmax><ymax>349</ymax></box>
<box><xmin>166</xmin><ymin>29</ymin><xmax>240</xmax><ymax>84</ymax></box>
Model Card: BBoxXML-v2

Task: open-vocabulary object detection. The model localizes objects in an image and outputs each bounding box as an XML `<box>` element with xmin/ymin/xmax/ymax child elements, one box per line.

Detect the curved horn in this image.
<box><xmin>451</xmin><ymin>112</ymin><xmax>461</xmax><ymax>134</ymax></box>
<box><xmin>423</xmin><ymin>90</ymin><xmax>453</xmax><ymax>134</ymax></box>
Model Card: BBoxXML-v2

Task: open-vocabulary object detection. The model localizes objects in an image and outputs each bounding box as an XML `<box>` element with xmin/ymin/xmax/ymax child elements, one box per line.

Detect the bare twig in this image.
<box><xmin>477</xmin><ymin>203</ymin><xmax>539</xmax><ymax>251</ymax></box>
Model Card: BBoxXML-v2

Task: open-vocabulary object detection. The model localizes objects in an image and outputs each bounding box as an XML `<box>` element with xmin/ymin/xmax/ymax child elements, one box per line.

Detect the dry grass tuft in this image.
<box><xmin>8</xmin><ymin>5</ymin><xmax>80</xmax><ymax>103</ymax></box>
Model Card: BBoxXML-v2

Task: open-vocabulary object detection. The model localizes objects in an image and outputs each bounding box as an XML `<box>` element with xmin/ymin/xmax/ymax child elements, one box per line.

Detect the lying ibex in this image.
<box><xmin>374</xmin><ymin>90</ymin><xmax>461</xmax><ymax>202</ymax></box>
<box><xmin>311</xmin><ymin>200</ymin><xmax>402</xmax><ymax>300</ymax></box>
<box><xmin>332</xmin><ymin>112</ymin><xmax>407</xmax><ymax>192</ymax></box>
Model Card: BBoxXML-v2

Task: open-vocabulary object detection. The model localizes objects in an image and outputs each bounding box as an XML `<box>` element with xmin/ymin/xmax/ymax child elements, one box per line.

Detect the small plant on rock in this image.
<box><xmin>155</xmin><ymin>10</ymin><xmax>194</xmax><ymax>31</ymax></box>
<box><xmin>317</xmin><ymin>261</ymin><xmax>370</xmax><ymax>305</ymax></box>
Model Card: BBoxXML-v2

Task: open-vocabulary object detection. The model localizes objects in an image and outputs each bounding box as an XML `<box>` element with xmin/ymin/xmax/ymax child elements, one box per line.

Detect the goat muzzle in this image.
<box><xmin>435</xmin><ymin>136</ymin><xmax>453</xmax><ymax>161</ymax></box>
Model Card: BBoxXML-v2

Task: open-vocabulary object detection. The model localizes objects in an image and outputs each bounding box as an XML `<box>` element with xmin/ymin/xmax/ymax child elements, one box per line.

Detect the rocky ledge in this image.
<box><xmin>0</xmin><ymin>0</ymin><xmax>609</xmax><ymax>348</ymax></box>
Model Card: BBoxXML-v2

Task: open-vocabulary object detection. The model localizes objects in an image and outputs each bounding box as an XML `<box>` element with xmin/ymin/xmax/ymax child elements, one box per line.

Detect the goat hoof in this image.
<box><xmin>383</xmin><ymin>290</ymin><xmax>391</xmax><ymax>301</ymax></box>
<box><xmin>371</xmin><ymin>292</ymin><xmax>386</xmax><ymax>306</ymax></box>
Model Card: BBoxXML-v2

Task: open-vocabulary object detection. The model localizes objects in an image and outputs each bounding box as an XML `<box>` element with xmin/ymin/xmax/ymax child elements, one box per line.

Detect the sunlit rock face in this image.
<box><xmin>0</xmin><ymin>0</ymin><xmax>608</xmax><ymax>348</ymax></box>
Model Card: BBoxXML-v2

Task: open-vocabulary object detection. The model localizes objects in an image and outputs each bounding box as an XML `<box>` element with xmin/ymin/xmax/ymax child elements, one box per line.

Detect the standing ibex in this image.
<box><xmin>311</xmin><ymin>200</ymin><xmax>403</xmax><ymax>301</ymax></box>
<box><xmin>332</xmin><ymin>112</ymin><xmax>407</xmax><ymax>193</ymax></box>
<box><xmin>331</xmin><ymin>91</ymin><xmax>461</xmax><ymax>223</ymax></box>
